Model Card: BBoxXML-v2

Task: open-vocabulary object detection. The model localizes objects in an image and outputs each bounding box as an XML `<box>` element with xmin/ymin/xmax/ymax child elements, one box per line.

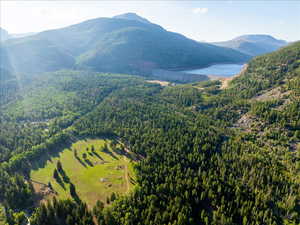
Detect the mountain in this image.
<box><xmin>0</xmin><ymin>14</ymin><xmax>250</xmax><ymax>76</ymax></box>
<box><xmin>113</xmin><ymin>12</ymin><xmax>152</xmax><ymax>24</ymax></box>
<box><xmin>213</xmin><ymin>34</ymin><xmax>287</xmax><ymax>56</ymax></box>
<box><xmin>228</xmin><ymin>40</ymin><xmax>300</xmax><ymax>98</ymax></box>
<box><xmin>10</xmin><ymin>32</ymin><xmax>37</xmax><ymax>39</ymax></box>
<box><xmin>0</xmin><ymin>28</ymin><xmax>35</xmax><ymax>42</ymax></box>
<box><xmin>0</xmin><ymin>28</ymin><xmax>10</xmax><ymax>42</ymax></box>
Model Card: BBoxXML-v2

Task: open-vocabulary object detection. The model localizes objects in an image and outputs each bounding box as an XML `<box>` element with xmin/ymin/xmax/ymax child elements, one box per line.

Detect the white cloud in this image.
<box><xmin>193</xmin><ymin>8</ymin><xmax>208</xmax><ymax>14</ymax></box>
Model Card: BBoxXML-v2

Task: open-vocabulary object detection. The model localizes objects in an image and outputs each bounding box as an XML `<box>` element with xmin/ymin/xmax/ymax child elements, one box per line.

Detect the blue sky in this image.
<box><xmin>1</xmin><ymin>1</ymin><xmax>299</xmax><ymax>42</ymax></box>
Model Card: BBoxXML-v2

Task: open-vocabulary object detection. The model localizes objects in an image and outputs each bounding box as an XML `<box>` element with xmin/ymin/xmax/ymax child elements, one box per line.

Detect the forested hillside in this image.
<box><xmin>0</xmin><ymin>42</ymin><xmax>299</xmax><ymax>225</ymax></box>
<box><xmin>0</xmin><ymin>13</ymin><xmax>249</xmax><ymax>78</ymax></box>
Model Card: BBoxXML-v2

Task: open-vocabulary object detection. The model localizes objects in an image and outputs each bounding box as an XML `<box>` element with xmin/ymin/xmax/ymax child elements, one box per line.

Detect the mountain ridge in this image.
<box><xmin>0</xmin><ymin>13</ymin><xmax>250</xmax><ymax>77</ymax></box>
<box><xmin>113</xmin><ymin>12</ymin><xmax>152</xmax><ymax>24</ymax></box>
<box><xmin>213</xmin><ymin>34</ymin><xmax>287</xmax><ymax>56</ymax></box>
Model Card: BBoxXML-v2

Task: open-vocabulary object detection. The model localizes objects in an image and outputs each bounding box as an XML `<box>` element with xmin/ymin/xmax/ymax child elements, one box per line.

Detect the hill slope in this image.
<box><xmin>213</xmin><ymin>34</ymin><xmax>287</xmax><ymax>56</ymax></box>
<box><xmin>0</xmin><ymin>14</ymin><xmax>250</xmax><ymax>76</ymax></box>
<box><xmin>228</xmin><ymin>40</ymin><xmax>300</xmax><ymax>97</ymax></box>
<box><xmin>0</xmin><ymin>42</ymin><xmax>300</xmax><ymax>224</ymax></box>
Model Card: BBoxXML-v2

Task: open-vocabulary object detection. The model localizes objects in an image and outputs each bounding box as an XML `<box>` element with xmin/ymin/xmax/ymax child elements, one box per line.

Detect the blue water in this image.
<box><xmin>182</xmin><ymin>64</ymin><xmax>245</xmax><ymax>78</ymax></box>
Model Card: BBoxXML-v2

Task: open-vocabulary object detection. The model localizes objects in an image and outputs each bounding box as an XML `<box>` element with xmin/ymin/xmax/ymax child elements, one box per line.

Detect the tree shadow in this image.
<box><xmin>59</xmin><ymin>169</ymin><xmax>70</xmax><ymax>183</ymax></box>
<box><xmin>92</xmin><ymin>151</ymin><xmax>103</xmax><ymax>160</ymax></box>
<box><xmin>55</xmin><ymin>176</ymin><xmax>66</xmax><ymax>190</ymax></box>
<box><xmin>72</xmin><ymin>193</ymin><xmax>81</xmax><ymax>204</ymax></box>
<box><xmin>75</xmin><ymin>156</ymin><xmax>87</xmax><ymax>168</ymax></box>
<box><xmin>130</xmin><ymin>176</ymin><xmax>136</xmax><ymax>185</ymax></box>
<box><xmin>70</xmin><ymin>184</ymin><xmax>81</xmax><ymax>204</ymax></box>
<box><xmin>103</xmin><ymin>148</ymin><xmax>118</xmax><ymax>160</ymax></box>
<box><xmin>84</xmin><ymin>159</ymin><xmax>94</xmax><ymax>167</ymax></box>
<box><xmin>113</xmin><ymin>147</ymin><xmax>136</xmax><ymax>161</ymax></box>
<box><xmin>28</xmin><ymin>141</ymin><xmax>74</xmax><ymax>176</ymax></box>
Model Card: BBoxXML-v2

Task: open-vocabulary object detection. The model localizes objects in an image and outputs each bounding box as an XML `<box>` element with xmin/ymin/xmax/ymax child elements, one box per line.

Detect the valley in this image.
<box><xmin>0</xmin><ymin>7</ymin><xmax>299</xmax><ymax>225</ymax></box>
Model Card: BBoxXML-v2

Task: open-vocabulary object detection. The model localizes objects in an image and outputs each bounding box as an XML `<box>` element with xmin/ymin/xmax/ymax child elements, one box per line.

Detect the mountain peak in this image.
<box><xmin>234</xmin><ymin>34</ymin><xmax>283</xmax><ymax>42</ymax></box>
<box><xmin>213</xmin><ymin>34</ymin><xmax>287</xmax><ymax>56</ymax></box>
<box><xmin>113</xmin><ymin>12</ymin><xmax>152</xmax><ymax>24</ymax></box>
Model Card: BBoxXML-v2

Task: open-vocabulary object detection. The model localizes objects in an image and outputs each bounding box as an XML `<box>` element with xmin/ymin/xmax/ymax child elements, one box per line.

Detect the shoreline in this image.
<box><xmin>166</xmin><ymin>62</ymin><xmax>247</xmax><ymax>72</ymax></box>
<box><xmin>220</xmin><ymin>64</ymin><xmax>248</xmax><ymax>89</ymax></box>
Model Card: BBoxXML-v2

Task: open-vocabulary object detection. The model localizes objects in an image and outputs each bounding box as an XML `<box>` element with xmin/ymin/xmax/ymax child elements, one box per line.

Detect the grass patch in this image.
<box><xmin>30</xmin><ymin>138</ymin><xmax>136</xmax><ymax>207</ymax></box>
<box><xmin>0</xmin><ymin>204</ymin><xmax>5</xmax><ymax>225</ymax></box>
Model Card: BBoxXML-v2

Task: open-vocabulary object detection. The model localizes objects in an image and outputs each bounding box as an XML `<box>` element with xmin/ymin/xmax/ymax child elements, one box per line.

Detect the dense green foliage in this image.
<box><xmin>30</xmin><ymin>198</ymin><xmax>94</xmax><ymax>225</ymax></box>
<box><xmin>229</xmin><ymin>41</ymin><xmax>300</xmax><ymax>98</ymax></box>
<box><xmin>0</xmin><ymin>71</ymin><xmax>143</xmax><ymax>163</ymax></box>
<box><xmin>0</xmin><ymin>171</ymin><xmax>33</xmax><ymax>210</ymax></box>
<box><xmin>0</xmin><ymin>42</ymin><xmax>300</xmax><ymax>225</ymax></box>
<box><xmin>0</xmin><ymin>71</ymin><xmax>144</xmax><ymax>215</ymax></box>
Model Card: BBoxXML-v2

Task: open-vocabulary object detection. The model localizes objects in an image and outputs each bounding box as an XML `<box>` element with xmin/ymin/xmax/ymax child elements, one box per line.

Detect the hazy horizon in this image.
<box><xmin>1</xmin><ymin>1</ymin><xmax>299</xmax><ymax>42</ymax></box>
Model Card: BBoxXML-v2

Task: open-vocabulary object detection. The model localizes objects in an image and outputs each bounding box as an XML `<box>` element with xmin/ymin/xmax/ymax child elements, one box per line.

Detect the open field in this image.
<box><xmin>0</xmin><ymin>204</ymin><xmax>5</xmax><ymax>225</ymax></box>
<box><xmin>30</xmin><ymin>138</ymin><xmax>136</xmax><ymax>207</ymax></box>
<box><xmin>147</xmin><ymin>80</ymin><xmax>170</xmax><ymax>86</ymax></box>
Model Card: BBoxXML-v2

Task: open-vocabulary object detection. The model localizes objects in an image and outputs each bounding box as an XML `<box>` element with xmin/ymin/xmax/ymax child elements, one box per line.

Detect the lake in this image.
<box><xmin>182</xmin><ymin>64</ymin><xmax>245</xmax><ymax>78</ymax></box>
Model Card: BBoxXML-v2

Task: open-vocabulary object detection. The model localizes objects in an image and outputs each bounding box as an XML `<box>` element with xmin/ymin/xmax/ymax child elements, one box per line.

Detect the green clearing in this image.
<box><xmin>30</xmin><ymin>138</ymin><xmax>136</xmax><ymax>207</ymax></box>
<box><xmin>0</xmin><ymin>204</ymin><xmax>5</xmax><ymax>225</ymax></box>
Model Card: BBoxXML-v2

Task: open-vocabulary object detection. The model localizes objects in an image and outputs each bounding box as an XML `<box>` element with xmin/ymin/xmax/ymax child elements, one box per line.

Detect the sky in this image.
<box><xmin>1</xmin><ymin>1</ymin><xmax>299</xmax><ymax>42</ymax></box>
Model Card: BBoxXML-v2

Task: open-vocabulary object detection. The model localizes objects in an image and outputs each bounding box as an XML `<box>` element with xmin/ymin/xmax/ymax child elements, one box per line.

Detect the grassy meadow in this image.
<box><xmin>30</xmin><ymin>138</ymin><xmax>136</xmax><ymax>207</ymax></box>
<box><xmin>0</xmin><ymin>204</ymin><xmax>5</xmax><ymax>225</ymax></box>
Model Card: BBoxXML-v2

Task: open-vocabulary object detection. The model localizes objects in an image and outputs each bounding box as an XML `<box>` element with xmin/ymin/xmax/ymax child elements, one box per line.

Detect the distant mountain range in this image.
<box><xmin>0</xmin><ymin>13</ymin><xmax>249</xmax><ymax>77</ymax></box>
<box><xmin>10</xmin><ymin>32</ymin><xmax>37</xmax><ymax>39</ymax></box>
<box><xmin>0</xmin><ymin>28</ymin><xmax>10</xmax><ymax>42</ymax></box>
<box><xmin>0</xmin><ymin>27</ymin><xmax>36</xmax><ymax>42</ymax></box>
<box><xmin>1</xmin><ymin>13</ymin><xmax>290</xmax><ymax>80</ymax></box>
<box><xmin>212</xmin><ymin>34</ymin><xmax>287</xmax><ymax>56</ymax></box>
